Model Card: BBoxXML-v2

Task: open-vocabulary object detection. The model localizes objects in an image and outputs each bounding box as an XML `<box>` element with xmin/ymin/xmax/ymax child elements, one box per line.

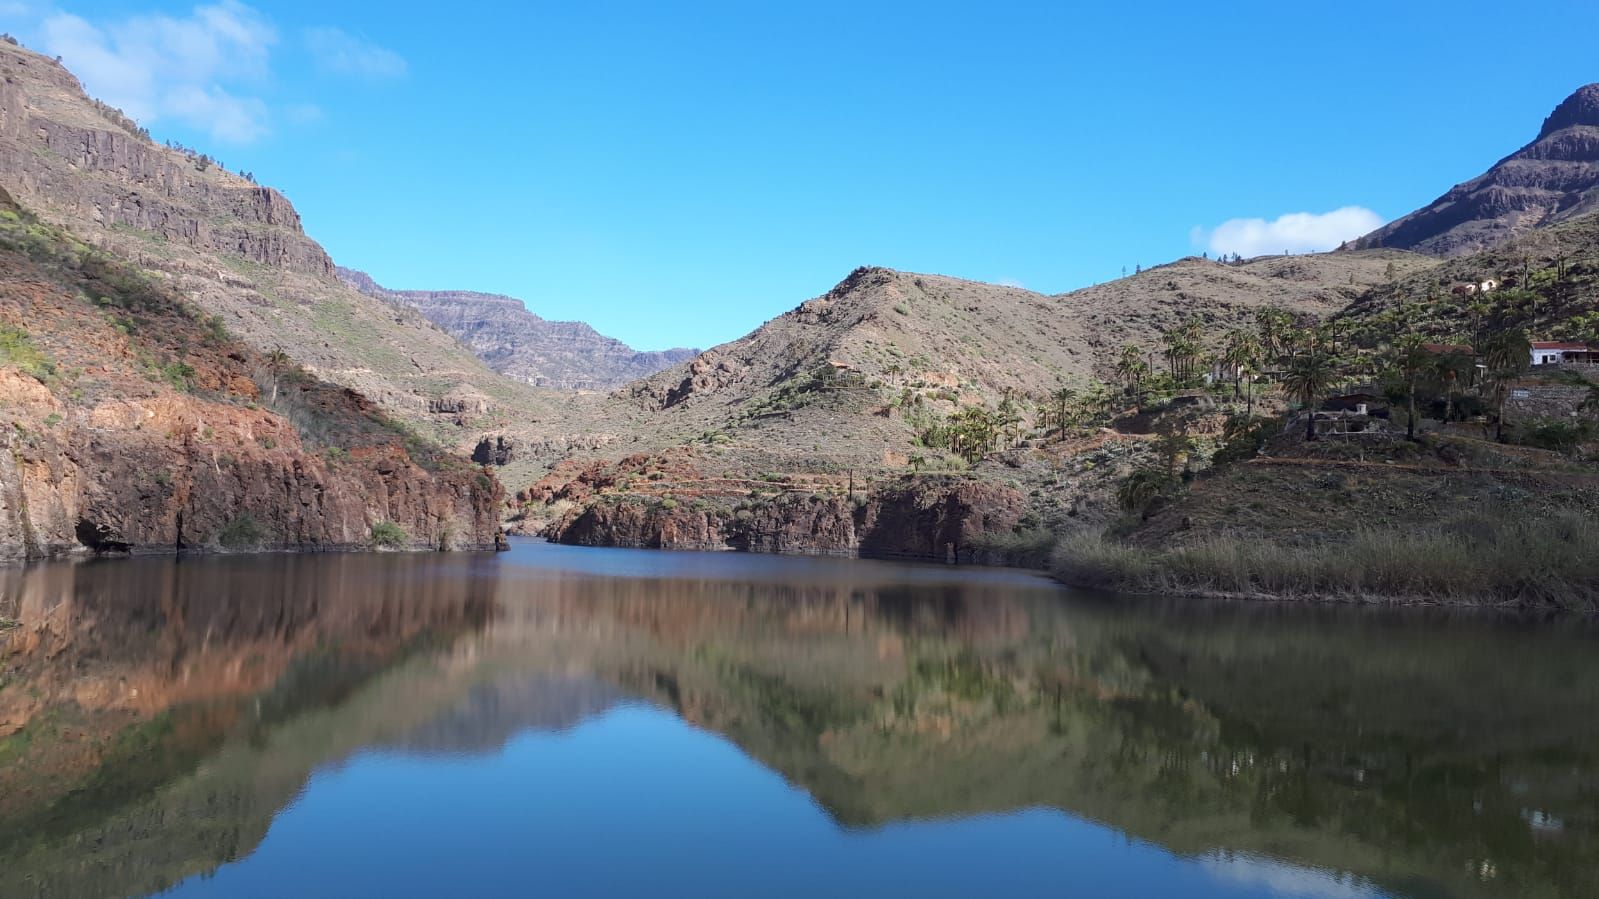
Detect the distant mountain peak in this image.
<box><xmin>1359</xmin><ymin>84</ymin><xmax>1599</xmax><ymax>257</ymax></box>
<box><xmin>337</xmin><ymin>268</ymin><xmax>697</xmax><ymax>391</ymax></box>
<box><xmin>1539</xmin><ymin>83</ymin><xmax>1599</xmax><ymax>138</ymax></box>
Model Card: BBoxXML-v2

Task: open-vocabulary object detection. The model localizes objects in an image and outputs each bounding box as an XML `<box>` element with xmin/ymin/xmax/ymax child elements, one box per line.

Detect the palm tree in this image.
<box><xmin>1240</xmin><ymin>362</ymin><xmax>1257</xmax><ymax>416</ymax></box>
<box><xmin>996</xmin><ymin>392</ymin><xmax>1024</xmax><ymax>447</ymax></box>
<box><xmin>1431</xmin><ymin>350</ymin><xmax>1469</xmax><ymax>423</ymax></box>
<box><xmin>1161</xmin><ymin>322</ymin><xmax>1201</xmax><ymax>384</ymax></box>
<box><xmin>1114</xmin><ymin>345</ymin><xmax>1149</xmax><ymax>393</ymax></box>
<box><xmin>1481</xmin><ymin>328</ymin><xmax>1532</xmax><ymax>441</ymax></box>
<box><xmin>265</xmin><ymin>347</ymin><xmax>292</xmax><ymax>405</ymax></box>
<box><xmin>1221</xmin><ymin>329</ymin><xmax>1260</xmax><ymax>398</ymax></box>
<box><xmin>1391</xmin><ymin>335</ymin><xmax>1431</xmax><ymax>441</ymax></box>
<box><xmin>1050</xmin><ymin>385</ymin><xmax>1076</xmax><ymax>438</ymax></box>
<box><xmin>1256</xmin><ymin>306</ymin><xmax>1294</xmax><ymax>362</ymax></box>
<box><xmin>948</xmin><ymin>405</ymin><xmax>1000</xmax><ymax>462</ymax></box>
<box><xmin>1280</xmin><ymin>352</ymin><xmax>1341</xmax><ymax>441</ymax></box>
<box><xmin>1466</xmin><ymin>300</ymin><xmax>1493</xmax><ymax>348</ymax></box>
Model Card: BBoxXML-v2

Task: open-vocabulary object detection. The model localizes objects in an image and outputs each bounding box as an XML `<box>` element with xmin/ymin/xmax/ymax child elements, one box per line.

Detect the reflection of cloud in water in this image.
<box><xmin>1201</xmin><ymin>854</ymin><xmax>1384</xmax><ymax>898</ymax></box>
<box><xmin>379</xmin><ymin>674</ymin><xmax>635</xmax><ymax>758</ymax></box>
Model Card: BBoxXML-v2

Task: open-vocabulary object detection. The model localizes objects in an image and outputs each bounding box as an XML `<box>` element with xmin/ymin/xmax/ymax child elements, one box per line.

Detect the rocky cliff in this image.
<box><xmin>338</xmin><ymin>267</ymin><xmax>697</xmax><ymax>390</ymax></box>
<box><xmin>0</xmin><ymin>50</ymin><xmax>332</xmax><ymax>278</ymax></box>
<box><xmin>0</xmin><ymin>39</ymin><xmax>592</xmax><ymax>453</ymax></box>
<box><xmin>1359</xmin><ymin>84</ymin><xmax>1599</xmax><ymax>256</ymax></box>
<box><xmin>545</xmin><ymin>465</ymin><xmax>1027</xmax><ymax>562</ymax></box>
<box><xmin>0</xmin><ymin>189</ymin><xmax>503</xmax><ymax>561</ymax></box>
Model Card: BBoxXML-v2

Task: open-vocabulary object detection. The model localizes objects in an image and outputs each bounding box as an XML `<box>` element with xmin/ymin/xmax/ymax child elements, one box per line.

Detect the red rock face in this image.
<box><xmin>549</xmin><ymin>478</ymin><xmax>1027</xmax><ymax>562</ymax></box>
<box><xmin>0</xmin><ymin>193</ymin><xmax>503</xmax><ymax>561</ymax></box>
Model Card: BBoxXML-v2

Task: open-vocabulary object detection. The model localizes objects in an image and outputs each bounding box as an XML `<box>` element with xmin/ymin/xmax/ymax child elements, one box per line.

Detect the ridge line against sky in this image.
<box><xmin>4</xmin><ymin>0</ymin><xmax>1599</xmax><ymax>350</ymax></box>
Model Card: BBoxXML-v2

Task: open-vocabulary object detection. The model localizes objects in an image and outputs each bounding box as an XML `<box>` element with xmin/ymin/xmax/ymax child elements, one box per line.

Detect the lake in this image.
<box><xmin>1</xmin><ymin>539</ymin><xmax>1596</xmax><ymax>898</ymax></box>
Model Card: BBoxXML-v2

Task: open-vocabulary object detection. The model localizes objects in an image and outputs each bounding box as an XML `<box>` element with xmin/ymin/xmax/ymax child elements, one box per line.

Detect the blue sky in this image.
<box><xmin>5</xmin><ymin>1</ymin><xmax>1599</xmax><ymax>350</ymax></box>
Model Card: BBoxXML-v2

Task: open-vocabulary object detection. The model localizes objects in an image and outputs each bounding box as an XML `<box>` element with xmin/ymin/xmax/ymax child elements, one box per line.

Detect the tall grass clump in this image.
<box><xmin>965</xmin><ymin>529</ymin><xmax>1056</xmax><ymax>568</ymax></box>
<box><xmin>1052</xmin><ymin>508</ymin><xmax>1599</xmax><ymax>609</ymax></box>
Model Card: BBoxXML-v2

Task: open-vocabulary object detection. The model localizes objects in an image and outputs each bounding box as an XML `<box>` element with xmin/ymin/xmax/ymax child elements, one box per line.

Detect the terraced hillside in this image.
<box><xmin>1341</xmin><ymin>210</ymin><xmax>1599</xmax><ymax>345</ymax></box>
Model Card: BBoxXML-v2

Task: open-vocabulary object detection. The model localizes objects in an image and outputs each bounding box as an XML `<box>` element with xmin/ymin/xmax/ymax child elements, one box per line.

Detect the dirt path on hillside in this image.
<box><xmin>1250</xmin><ymin>455</ymin><xmax>1599</xmax><ymax>486</ymax></box>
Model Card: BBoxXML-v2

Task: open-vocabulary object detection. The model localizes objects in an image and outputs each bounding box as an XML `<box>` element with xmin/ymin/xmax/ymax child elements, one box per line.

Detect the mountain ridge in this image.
<box><xmin>1359</xmin><ymin>83</ymin><xmax>1599</xmax><ymax>256</ymax></box>
<box><xmin>337</xmin><ymin>267</ymin><xmax>697</xmax><ymax>390</ymax></box>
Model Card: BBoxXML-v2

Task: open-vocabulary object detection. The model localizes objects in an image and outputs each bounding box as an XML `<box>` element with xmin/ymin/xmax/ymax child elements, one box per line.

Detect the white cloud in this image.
<box><xmin>39</xmin><ymin>1</ymin><xmax>276</xmax><ymax>143</ymax></box>
<box><xmin>1191</xmin><ymin>206</ymin><xmax>1384</xmax><ymax>258</ymax></box>
<box><xmin>303</xmin><ymin>26</ymin><xmax>406</xmax><ymax>79</ymax></box>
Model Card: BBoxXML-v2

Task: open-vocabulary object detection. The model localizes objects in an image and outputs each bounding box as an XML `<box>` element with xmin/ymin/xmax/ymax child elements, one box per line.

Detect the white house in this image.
<box><xmin>1530</xmin><ymin>341</ymin><xmax>1599</xmax><ymax>366</ymax></box>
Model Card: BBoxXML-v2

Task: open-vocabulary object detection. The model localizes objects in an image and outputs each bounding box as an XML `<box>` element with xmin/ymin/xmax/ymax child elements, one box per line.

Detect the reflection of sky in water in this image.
<box><xmin>9</xmin><ymin>540</ymin><xmax>1591</xmax><ymax>898</ymax></box>
<box><xmin>1202</xmin><ymin>855</ymin><xmax>1384</xmax><ymax>899</ymax></box>
<box><xmin>168</xmin><ymin>705</ymin><xmax>1383</xmax><ymax>899</ymax></box>
<box><xmin>503</xmin><ymin>538</ymin><xmax>1060</xmax><ymax>588</ymax></box>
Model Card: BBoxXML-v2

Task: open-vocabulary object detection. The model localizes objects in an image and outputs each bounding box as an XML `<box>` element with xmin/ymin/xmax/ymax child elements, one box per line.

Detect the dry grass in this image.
<box><xmin>1053</xmin><ymin>507</ymin><xmax>1599</xmax><ymax>609</ymax></box>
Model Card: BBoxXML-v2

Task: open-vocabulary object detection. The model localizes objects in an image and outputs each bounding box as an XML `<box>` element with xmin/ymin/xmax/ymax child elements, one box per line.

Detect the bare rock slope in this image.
<box><xmin>1359</xmin><ymin>84</ymin><xmax>1599</xmax><ymax>256</ymax></box>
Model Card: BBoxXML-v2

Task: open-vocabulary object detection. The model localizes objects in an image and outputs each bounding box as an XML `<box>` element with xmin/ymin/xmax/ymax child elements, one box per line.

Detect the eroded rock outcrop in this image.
<box><xmin>548</xmin><ymin>477</ymin><xmax>1027</xmax><ymax>561</ymax></box>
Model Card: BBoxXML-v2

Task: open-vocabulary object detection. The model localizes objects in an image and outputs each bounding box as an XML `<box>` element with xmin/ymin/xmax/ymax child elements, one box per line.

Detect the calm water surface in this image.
<box><xmin>1</xmin><ymin>540</ymin><xmax>1596</xmax><ymax>898</ymax></box>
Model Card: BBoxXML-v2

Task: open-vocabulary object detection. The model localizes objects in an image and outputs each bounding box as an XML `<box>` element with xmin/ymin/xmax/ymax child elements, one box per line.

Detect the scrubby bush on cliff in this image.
<box><xmin>0</xmin><ymin>324</ymin><xmax>53</xmax><ymax>381</ymax></box>
<box><xmin>369</xmin><ymin>520</ymin><xmax>407</xmax><ymax>548</ymax></box>
<box><xmin>216</xmin><ymin>515</ymin><xmax>269</xmax><ymax>550</ymax></box>
<box><xmin>1115</xmin><ymin>468</ymin><xmax>1178</xmax><ymax>514</ymax></box>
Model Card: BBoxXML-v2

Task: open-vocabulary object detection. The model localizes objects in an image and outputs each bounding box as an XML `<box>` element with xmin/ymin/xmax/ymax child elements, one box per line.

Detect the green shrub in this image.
<box><xmin>0</xmin><ymin>324</ymin><xmax>54</xmax><ymax>381</ymax></box>
<box><xmin>369</xmin><ymin>520</ymin><xmax>407</xmax><ymax>548</ymax></box>
<box><xmin>216</xmin><ymin>515</ymin><xmax>269</xmax><ymax>550</ymax></box>
<box><xmin>1513</xmin><ymin>418</ymin><xmax>1596</xmax><ymax>454</ymax></box>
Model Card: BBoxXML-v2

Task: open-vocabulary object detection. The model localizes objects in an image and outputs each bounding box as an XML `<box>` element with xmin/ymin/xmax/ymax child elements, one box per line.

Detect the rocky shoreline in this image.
<box><xmin>545</xmin><ymin>476</ymin><xmax>1031</xmax><ymax>563</ymax></box>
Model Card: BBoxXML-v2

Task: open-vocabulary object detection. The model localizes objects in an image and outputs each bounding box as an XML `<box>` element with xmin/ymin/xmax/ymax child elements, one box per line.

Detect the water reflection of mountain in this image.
<box><xmin>380</xmin><ymin>674</ymin><xmax>629</xmax><ymax>756</ymax></box>
<box><xmin>1</xmin><ymin>547</ymin><xmax>1596</xmax><ymax>899</ymax></box>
